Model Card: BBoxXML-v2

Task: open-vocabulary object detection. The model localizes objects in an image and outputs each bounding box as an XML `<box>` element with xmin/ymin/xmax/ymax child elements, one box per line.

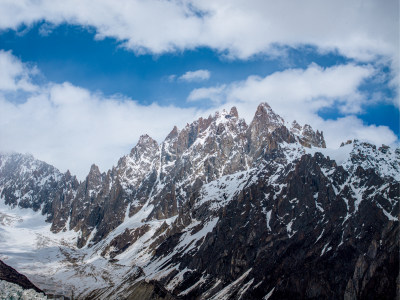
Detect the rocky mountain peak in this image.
<box><xmin>288</xmin><ymin>121</ymin><xmax>326</xmax><ymax>148</ymax></box>
<box><xmin>135</xmin><ymin>134</ymin><xmax>158</xmax><ymax>150</ymax></box>
<box><xmin>302</xmin><ymin>124</ymin><xmax>313</xmax><ymax>134</ymax></box>
<box><xmin>0</xmin><ymin>153</ymin><xmax>63</xmax><ymax>211</ymax></box>
<box><xmin>128</xmin><ymin>134</ymin><xmax>159</xmax><ymax>161</ymax></box>
<box><xmin>165</xmin><ymin>125</ymin><xmax>179</xmax><ymax>141</ymax></box>
<box><xmin>86</xmin><ymin>164</ymin><xmax>103</xmax><ymax>186</ymax></box>
<box><xmin>290</xmin><ymin>120</ymin><xmax>302</xmax><ymax>133</ymax></box>
<box><xmin>114</xmin><ymin>133</ymin><xmax>160</xmax><ymax>195</ymax></box>
<box><xmin>340</xmin><ymin>139</ymin><xmax>353</xmax><ymax>147</ymax></box>
<box><xmin>229</xmin><ymin>106</ymin><xmax>239</xmax><ymax>118</ymax></box>
<box><xmin>89</xmin><ymin>163</ymin><xmax>101</xmax><ymax>176</ymax></box>
<box><xmin>214</xmin><ymin>109</ymin><xmax>227</xmax><ymax>120</ymax></box>
<box><xmin>254</xmin><ymin>102</ymin><xmax>282</xmax><ymax>120</ymax></box>
<box><xmin>300</xmin><ymin>124</ymin><xmax>326</xmax><ymax>148</ymax></box>
<box><xmin>250</xmin><ymin>102</ymin><xmax>284</xmax><ymax>132</ymax></box>
<box><xmin>213</xmin><ymin>107</ymin><xmax>241</xmax><ymax>126</ymax></box>
<box><xmin>65</xmin><ymin>169</ymin><xmax>72</xmax><ymax>178</ymax></box>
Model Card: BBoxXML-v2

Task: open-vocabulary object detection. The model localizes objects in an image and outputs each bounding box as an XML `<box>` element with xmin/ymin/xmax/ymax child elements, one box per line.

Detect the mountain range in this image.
<box><xmin>0</xmin><ymin>102</ymin><xmax>398</xmax><ymax>299</ymax></box>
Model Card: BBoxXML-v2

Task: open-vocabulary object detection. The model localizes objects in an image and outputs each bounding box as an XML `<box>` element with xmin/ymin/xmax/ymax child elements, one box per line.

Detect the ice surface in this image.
<box><xmin>0</xmin><ymin>280</ymin><xmax>47</xmax><ymax>299</ymax></box>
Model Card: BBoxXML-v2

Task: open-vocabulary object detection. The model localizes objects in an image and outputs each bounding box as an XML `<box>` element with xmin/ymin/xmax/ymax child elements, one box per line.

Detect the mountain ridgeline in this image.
<box><xmin>0</xmin><ymin>102</ymin><xmax>398</xmax><ymax>299</ymax></box>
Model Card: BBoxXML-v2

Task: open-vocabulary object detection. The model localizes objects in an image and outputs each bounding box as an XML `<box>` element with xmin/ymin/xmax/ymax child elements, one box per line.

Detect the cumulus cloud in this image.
<box><xmin>0</xmin><ymin>0</ymin><xmax>397</xmax><ymax>63</ymax></box>
<box><xmin>0</xmin><ymin>50</ymin><xmax>38</xmax><ymax>92</ymax></box>
<box><xmin>188</xmin><ymin>85</ymin><xmax>226</xmax><ymax>103</ymax></box>
<box><xmin>0</xmin><ymin>83</ymin><xmax>202</xmax><ymax>180</ymax></box>
<box><xmin>38</xmin><ymin>22</ymin><xmax>56</xmax><ymax>36</ymax></box>
<box><xmin>188</xmin><ymin>63</ymin><xmax>398</xmax><ymax>147</ymax></box>
<box><xmin>0</xmin><ymin>52</ymin><xmax>202</xmax><ymax>179</ymax></box>
<box><xmin>179</xmin><ymin>69</ymin><xmax>211</xmax><ymax>82</ymax></box>
<box><xmin>314</xmin><ymin>116</ymin><xmax>398</xmax><ymax>148</ymax></box>
<box><xmin>189</xmin><ymin>63</ymin><xmax>375</xmax><ymax>117</ymax></box>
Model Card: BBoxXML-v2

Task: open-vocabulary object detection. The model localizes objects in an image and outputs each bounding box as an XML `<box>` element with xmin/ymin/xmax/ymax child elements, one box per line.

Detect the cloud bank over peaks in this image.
<box><xmin>0</xmin><ymin>51</ymin><xmax>202</xmax><ymax>179</ymax></box>
<box><xmin>188</xmin><ymin>62</ymin><xmax>398</xmax><ymax>147</ymax></box>
<box><xmin>0</xmin><ymin>51</ymin><xmax>397</xmax><ymax>180</ymax></box>
<box><xmin>189</xmin><ymin>63</ymin><xmax>375</xmax><ymax>115</ymax></box>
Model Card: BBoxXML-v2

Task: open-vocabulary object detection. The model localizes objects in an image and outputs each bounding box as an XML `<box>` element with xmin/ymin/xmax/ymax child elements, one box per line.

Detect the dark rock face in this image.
<box><xmin>138</xmin><ymin>148</ymin><xmax>398</xmax><ymax>299</ymax></box>
<box><xmin>0</xmin><ymin>259</ymin><xmax>44</xmax><ymax>293</ymax></box>
<box><xmin>0</xmin><ymin>102</ymin><xmax>398</xmax><ymax>299</ymax></box>
<box><xmin>87</xmin><ymin>279</ymin><xmax>177</xmax><ymax>300</ymax></box>
<box><xmin>115</xmin><ymin>280</ymin><xmax>176</xmax><ymax>300</ymax></box>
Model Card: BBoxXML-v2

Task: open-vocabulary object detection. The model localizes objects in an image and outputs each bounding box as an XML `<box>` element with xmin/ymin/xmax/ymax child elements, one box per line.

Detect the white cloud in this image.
<box><xmin>38</xmin><ymin>22</ymin><xmax>56</xmax><ymax>36</ymax></box>
<box><xmin>0</xmin><ymin>52</ymin><xmax>202</xmax><ymax>179</ymax></box>
<box><xmin>179</xmin><ymin>69</ymin><xmax>211</xmax><ymax>82</ymax></box>
<box><xmin>314</xmin><ymin>116</ymin><xmax>397</xmax><ymax>148</ymax></box>
<box><xmin>188</xmin><ymin>84</ymin><xmax>226</xmax><ymax>103</ymax></box>
<box><xmin>0</xmin><ymin>83</ymin><xmax>201</xmax><ymax>180</ymax></box>
<box><xmin>0</xmin><ymin>50</ymin><xmax>37</xmax><ymax>92</ymax></box>
<box><xmin>188</xmin><ymin>63</ymin><xmax>398</xmax><ymax>147</ymax></box>
<box><xmin>189</xmin><ymin>63</ymin><xmax>374</xmax><ymax>117</ymax></box>
<box><xmin>0</xmin><ymin>0</ymin><xmax>397</xmax><ymax>63</ymax></box>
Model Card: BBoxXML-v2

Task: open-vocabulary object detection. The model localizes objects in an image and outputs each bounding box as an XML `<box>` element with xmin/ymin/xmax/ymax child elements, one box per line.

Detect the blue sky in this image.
<box><xmin>0</xmin><ymin>23</ymin><xmax>351</xmax><ymax>105</ymax></box>
<box><xmin>0</xmin><ymin>0</ymin><xmax>398</xmax><ymax>179</ymax></box>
